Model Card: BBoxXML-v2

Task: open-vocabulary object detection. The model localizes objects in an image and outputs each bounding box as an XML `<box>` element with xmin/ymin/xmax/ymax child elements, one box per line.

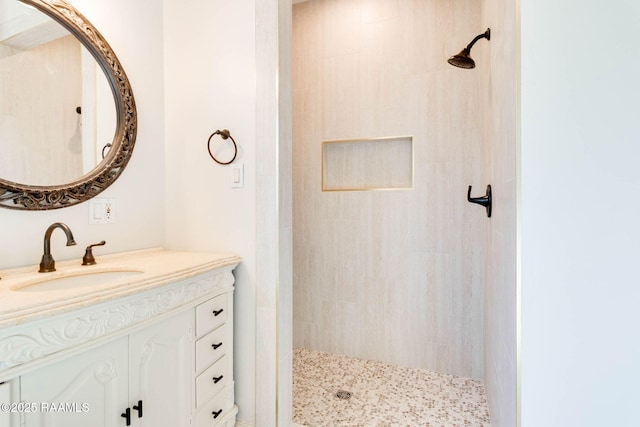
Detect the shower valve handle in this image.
<box><xmin>467</xmin><ymin>185</ymin><xmax>492</xmax><ymax>218</ymax></box>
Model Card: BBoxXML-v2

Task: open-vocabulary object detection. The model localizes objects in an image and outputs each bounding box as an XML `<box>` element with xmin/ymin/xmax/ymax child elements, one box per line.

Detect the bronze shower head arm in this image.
<box><xmin>465</xmin><ymin>28</ymin><xmax>491</xmax><ymax>51</ymax></box>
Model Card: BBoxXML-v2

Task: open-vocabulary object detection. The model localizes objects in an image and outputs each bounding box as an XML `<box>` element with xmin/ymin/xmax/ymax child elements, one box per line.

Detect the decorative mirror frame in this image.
<box><xmin>0</xmin><ymin>0</ymin><xmax>137</xmax><ymax>210</ymax></box>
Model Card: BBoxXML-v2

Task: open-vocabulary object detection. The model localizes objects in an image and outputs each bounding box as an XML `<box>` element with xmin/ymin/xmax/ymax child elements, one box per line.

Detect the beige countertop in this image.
<box><xmin>0</xmin><ymin>248</ymin><xmax>241</xmax><ymax>327</ymax></box>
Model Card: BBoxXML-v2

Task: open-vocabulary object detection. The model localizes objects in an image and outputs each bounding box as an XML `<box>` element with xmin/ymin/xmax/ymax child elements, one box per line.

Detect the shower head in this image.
<box><xmin>448</xmin><ymin>48</ymin><xmax>476</xmax><ymax>69</ymax></box>
<box><xmin>448</xmin><ymin>28</ymin><xmax>490</xmax><ymax>69</ymax></box>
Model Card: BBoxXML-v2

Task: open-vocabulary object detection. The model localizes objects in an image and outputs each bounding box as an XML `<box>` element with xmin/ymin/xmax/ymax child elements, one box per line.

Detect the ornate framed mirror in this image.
<box><xmin>0</xmin><ymin>0</ymin><xmax>136</xmax><ymax>210</ymax></box>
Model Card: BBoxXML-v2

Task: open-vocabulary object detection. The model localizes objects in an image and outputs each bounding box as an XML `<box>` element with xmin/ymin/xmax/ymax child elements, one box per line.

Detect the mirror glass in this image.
<box><xmin>0</xmin><ymin>0</ymin><xmax>116</xmax><ymax>185</ymax></box>
<box><xmin>0</xmin><ymin>0</ymin><xmax>136</xmax><ymax>210</ymax></box>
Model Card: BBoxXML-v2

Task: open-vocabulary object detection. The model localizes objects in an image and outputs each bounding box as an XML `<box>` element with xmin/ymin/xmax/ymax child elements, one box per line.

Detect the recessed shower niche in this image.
<box><xmin>321</xmin><ymin>136</ymin><xmax>413</xmax><ymax>191</ymax></box>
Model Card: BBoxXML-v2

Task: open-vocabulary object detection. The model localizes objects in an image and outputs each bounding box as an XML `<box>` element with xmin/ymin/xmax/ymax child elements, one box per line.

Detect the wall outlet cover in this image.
<box><xmin>89</xmin><ymin>198</ymin><xmax>116</xmax><ymax>224</ymax></box>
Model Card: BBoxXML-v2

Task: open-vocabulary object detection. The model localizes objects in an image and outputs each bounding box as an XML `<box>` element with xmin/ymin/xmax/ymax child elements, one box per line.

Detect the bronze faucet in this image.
<box><xmin>39</xmin><ymin>222</ymin><xmax>77</xmax><ymax>273</ymax></box>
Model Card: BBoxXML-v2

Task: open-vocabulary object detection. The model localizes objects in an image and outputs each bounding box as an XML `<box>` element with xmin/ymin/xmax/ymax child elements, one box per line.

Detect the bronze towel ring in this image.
<box><xmin>207</xmin><ymin>129</ymin><xmax>238</xmax><ymax>165</ymax></box>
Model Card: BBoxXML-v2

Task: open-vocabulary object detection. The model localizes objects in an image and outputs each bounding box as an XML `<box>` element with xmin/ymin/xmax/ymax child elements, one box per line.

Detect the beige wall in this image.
<box><xmin>480</xmin><ymin>0</ymin><xmax>518</xmax><ymax>426</ymax></box>
<box><xmin>292</xmin><ymin>0</ymin><xmax>486</xmax><ymax>379</ymax></box>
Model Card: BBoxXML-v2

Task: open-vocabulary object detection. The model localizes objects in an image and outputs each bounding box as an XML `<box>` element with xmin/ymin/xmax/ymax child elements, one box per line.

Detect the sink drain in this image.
<box><xmin>335</xmin><ymin>390</ymin><xmax>352</xmax><ymax>400</ymax></box>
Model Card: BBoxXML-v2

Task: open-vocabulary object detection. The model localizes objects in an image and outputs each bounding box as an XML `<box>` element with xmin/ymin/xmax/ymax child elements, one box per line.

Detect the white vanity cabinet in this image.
<box><xmin>21</xmin><ymin>335</ymin><xmax>130</xmax><ymax>427</ymax></box>
<box><xmin>21</xmin><ymin>309</ymin><xmax>193</xmax><ymax>427</ymax></box>
<box><xmin>129</xmin><ymin>309</ymin><xmax>193</xmax><ymax>427</ymax></box>
<box><xmin>0</xmin><ymin>380</ymin><xmax>19</xmax><ymax>426</ymax></box>
<box><xmin>0</xmin><ymin>250</ymin><xmax>240</xmax><ymax>427</ymax></box>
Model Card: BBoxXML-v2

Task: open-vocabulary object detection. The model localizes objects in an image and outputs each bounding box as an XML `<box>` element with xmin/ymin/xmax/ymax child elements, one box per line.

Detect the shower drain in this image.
<box><xmin>334</xmin><ymin>390</ymin><xmax>352</xmax><ymax>400</ymax></box>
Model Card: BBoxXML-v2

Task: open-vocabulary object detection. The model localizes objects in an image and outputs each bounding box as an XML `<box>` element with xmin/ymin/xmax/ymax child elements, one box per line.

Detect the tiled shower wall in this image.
<box><xmin>292</xmin><ymin>0</ymin><xmax>487</xmax><ymax>379</ymax></box>
<box><xmin>481</xmin><ymin>0</ymin><xmax>518</xmax><ymax>424</ymax></box>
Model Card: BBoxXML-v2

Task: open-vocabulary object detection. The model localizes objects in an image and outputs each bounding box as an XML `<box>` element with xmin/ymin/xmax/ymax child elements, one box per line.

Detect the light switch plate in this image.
<box><xmin>231</xmin><ymin>163</ymin><xmax>244</xmax><ymax>189</ymax></box>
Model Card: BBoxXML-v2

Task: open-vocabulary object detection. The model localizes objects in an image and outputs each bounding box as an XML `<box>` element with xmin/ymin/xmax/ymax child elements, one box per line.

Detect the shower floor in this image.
<box><xmin>292</xmin><ymin>347</ymin><xmax>491</xmax><ymax>427</ymax></box>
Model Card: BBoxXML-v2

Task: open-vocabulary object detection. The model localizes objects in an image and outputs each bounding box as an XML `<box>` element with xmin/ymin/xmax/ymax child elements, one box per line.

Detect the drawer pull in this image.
<box><xmin>212</xmin><ymin>409</ymin><xmax>223</xmax><ymax>419</ymax></box>
<box><xmin>211</xmin><ymin>342</ymin><xmax>223</xmax><ymax>350</ymax></box>
<box><xmin>212</xmin><ymin>375</ymin><xmax>224</xmax><ymax>384</ymax></box>
<box><xmin>212</xmin><ymin>308</ymin><xmax>224</xmax><ymax>316</ymax></box>
<box><xmin>133</xmin><ymin>400</ymin><xmax>143</xmax><ymax>418</ymax></box>
<box><xmin>121</xmin><ymin>408</ymin><xmax>131</xmax><ymax>426</ymax></box>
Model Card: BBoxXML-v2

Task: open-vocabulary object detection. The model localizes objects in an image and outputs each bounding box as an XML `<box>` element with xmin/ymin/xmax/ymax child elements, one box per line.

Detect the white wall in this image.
<box><xmin>162</xmin><ymin>0</ymin><xmax>257</xmax><ymax>424</ymax></box>
<box><xmin>0</xmin><ymin>0</ymin><xmax>165</xmax><ymax>270</ymax></box>
<box><xmin>162</xmin><ymin>1</ymin><xmax>291</xmax><ymax>426</ymax></box>
<box><xmin>0</xmin><ymin>1</ymin><xmax>289</xmax><ymax>424</ymax></box>
<box><xmin>255</xmin><ymin>0</ymin><xmax>293</xmax><ymax>424</ymax></box>
<box><xmin>1</xmin><ymin>0</ymin><xmax>280</xmax><ymax>424</ymax></box>
<box><xmin>520</xmin><ymin>0</ymin><xmax>640</xmax><ymax>425</ymax></box>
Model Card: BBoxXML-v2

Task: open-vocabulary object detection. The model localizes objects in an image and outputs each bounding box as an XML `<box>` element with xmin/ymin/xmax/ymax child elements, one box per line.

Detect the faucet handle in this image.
<box><xmin>82</xmin><ymin>241</ymin><xmax>106</xmax><ymax>265</ymax></box>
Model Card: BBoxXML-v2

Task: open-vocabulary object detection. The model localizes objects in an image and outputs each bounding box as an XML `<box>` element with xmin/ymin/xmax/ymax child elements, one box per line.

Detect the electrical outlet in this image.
<box><xmin>89</xmin><ymin>198</ymin><xmax>116</xmax><ymax>224</ymax></box>
<box><xmin>104</xmin><ymin>200</ymin><xmax>114</xmax><ymax>221</ymax></box>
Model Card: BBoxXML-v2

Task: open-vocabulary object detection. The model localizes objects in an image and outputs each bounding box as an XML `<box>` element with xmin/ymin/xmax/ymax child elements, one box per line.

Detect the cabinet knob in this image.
<box><xmin>212</xmin><ymin>409</ymin><xmax>223</xmax><ymax>419</ymax></box>
<box><xmin>212</xmin><ymin>375</ymin><xmax>224</xmax><ymax>384</ymax></box>
<box><xmin>211</xmin><ymin>342</ymin><xmax>223</xmax><ymax>350</ymax></box>
<box><xmin>212</xmin><ymin>308</ymin><xmax>224</xmax><ymax>316</ymax></box>
<box><xmin>121</xmin><ymin>408</ymin><xmax>131</xmax><ymax>426</ymax></box>
<box><xmin>133</xmin><ymin>400</ymin><xmax>143</xmax><ymax>418</ymax></box>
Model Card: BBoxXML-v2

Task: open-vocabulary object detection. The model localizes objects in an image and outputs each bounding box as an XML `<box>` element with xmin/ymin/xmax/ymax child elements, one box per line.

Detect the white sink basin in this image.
<box><xmin>13</xmin><ymin>269</ymin><xmax>144</xmax><ymax>292</ymax></box>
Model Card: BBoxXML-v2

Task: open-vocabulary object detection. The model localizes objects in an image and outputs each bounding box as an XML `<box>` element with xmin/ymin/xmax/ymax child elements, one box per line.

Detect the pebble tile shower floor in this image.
<box><xmin>292</xmin><ymin>347</ymin><xmax>491</xmax><ymax>427</ymax></box>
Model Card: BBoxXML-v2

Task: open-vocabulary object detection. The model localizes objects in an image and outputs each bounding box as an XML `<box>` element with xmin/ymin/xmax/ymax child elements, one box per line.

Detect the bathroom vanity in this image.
<box><xmin>0</xmin><ymin>248</ymin><xmax>240</xmax><ymax>427</ymax></box>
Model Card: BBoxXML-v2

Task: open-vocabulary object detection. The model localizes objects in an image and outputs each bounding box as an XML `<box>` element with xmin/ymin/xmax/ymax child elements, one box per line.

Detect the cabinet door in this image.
<box><xmin>0</xmin><ymin>380</ymin><xmax>19</xmax><ymax>427</ymax></box>
<box><xmin>21</xmin><ymin>337</ymin><xmax>129</xmax><ymax>427</ymax></box>
<box><xmin>128</xmin><ymin>310</ymin><xmax>193</xmax><ymax>427</ymax></box>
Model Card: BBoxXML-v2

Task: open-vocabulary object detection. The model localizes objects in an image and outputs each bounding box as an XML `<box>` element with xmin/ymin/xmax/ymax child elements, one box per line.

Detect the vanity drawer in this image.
<box><xmin>195</xmin><ymin>324</ymin><xmax>227</xmax><ymax>372</ymax></box>
<box><xmin>196</xmin><ymin>387</ymin><xmax>232</xmax><ymax>427</ymax></box>
<box><xmin>196</xmin><ymin>294</ymin><xmax>228</xmax><ymax>336</ymax></box>
<box><xmin>196</xmin><ymin>355</ymin><xmax>228</xmax><ymax>408</ymax></box>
